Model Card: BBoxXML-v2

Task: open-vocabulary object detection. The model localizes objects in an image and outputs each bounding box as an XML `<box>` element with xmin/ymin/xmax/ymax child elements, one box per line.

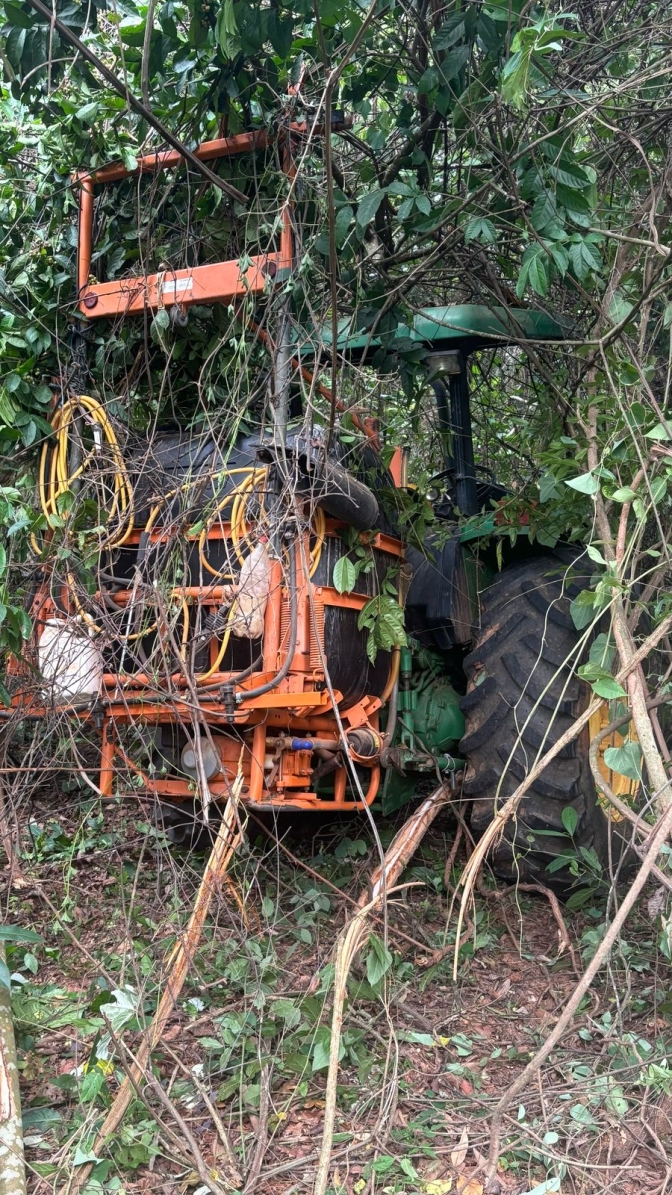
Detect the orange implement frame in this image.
<box><xmin>75</xmin><ymin>130</ymin><xmax>294</xmax><ymax>318</ymax></box>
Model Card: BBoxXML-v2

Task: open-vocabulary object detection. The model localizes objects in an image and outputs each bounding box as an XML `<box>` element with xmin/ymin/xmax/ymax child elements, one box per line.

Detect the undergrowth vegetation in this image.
<box><xmin>3</xmin><ymin>792</ymin><xmax>672</xmax><ymax>1195</ymax></box>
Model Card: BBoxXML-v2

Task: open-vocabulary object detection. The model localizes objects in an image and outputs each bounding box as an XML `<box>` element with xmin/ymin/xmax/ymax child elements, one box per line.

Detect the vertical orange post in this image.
<box><xmin>99</xmin><ymin>719</ymin><xmax>115</xmax><ymax>797</ymax></box>
<box><xmin>77</xmin><ymin>176</ymin><xmax>95</xmax><ymax>296</ymax></box>
<box><xmin>248</xmin><ymin>722</ymin><xmax>267</xmax><ymax>802</ymax></box>
<box><xmin>264</xmin><ymin>559</ymin><xmax>283</xmax><ymax>671</ymax></box>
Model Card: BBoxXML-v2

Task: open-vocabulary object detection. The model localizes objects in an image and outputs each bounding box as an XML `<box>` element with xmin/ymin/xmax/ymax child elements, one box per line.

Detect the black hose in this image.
<box><xmin>195</xmin><ymin>652</ymin><xmax>263</xmax><ymax>693</ymax></box>
<box><xmin>239</xmin><ymin>539</ymin><xmax>298</xmax><ymax>701</ymax></box>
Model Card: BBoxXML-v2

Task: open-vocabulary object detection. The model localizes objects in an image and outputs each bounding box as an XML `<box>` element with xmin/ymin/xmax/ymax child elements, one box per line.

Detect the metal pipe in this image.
<box><xmin>431</xmin><ymin>377</ymin><xmax>453</xmax><ymax>477</ymax></box>
<box><xmin>427</xmin><ymin>350</ymin><xmax>477</xmax><ymax>516</ymax></box>
<box><xmin>448</xmin><ymin>354</ymin><xmax>478</xmax><ymax>516</ymax></box>
<box><xmin>77</xmin><ymin>177</ymin><xmax>94</xmax><ymax>296</ymax></box>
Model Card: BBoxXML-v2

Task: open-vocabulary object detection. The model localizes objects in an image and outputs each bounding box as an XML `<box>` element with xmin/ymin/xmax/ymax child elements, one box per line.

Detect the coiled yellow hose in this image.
<box><xmin>35</xmin><ymin>395</ymin><xmax>134</xmax><ymax>552</ymax></box>
<box><xmin>38</xmin><ymin>407</ymin><xmax>325</xmax><ymax>677</ymax></box>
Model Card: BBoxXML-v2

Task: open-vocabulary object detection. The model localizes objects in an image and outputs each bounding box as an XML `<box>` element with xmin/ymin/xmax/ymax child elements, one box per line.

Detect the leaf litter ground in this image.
<box><xmin>4</xmin><ymin>789</ymin><xmax>672</xmax><ymax>1195</ymax></box>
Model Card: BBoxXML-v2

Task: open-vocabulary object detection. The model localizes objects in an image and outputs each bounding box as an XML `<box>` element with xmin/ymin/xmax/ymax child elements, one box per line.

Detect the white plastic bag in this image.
<box><xmin>38</xmin><ymin>617</ymin><xmax>103</xmax><ymax>702</ymax></box>
<box><xmin>230</xmin><ymin>541</ymin><xmax>272</xmax><ymax>639</ymax></box>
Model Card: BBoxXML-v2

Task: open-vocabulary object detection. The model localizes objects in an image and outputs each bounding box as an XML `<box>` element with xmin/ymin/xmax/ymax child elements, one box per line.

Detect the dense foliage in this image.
<box><xmin>1</xmin><ymin>0</ymin><xmax>672</xmax><ymax>668</ymax></box>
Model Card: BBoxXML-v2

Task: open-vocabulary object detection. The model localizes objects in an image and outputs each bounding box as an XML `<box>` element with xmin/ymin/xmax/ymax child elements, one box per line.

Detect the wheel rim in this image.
<box><xmin>589</xmin><ymin>701</ymin><xmax>639</xmax><ymax>819</ymax></box>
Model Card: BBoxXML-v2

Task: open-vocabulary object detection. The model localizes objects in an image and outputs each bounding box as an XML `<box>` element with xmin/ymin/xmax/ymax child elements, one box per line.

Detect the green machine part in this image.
<box><xmin>381</xmin><ymin>643</ymin><xmax>465</xmax><ymax>814</ymax></box>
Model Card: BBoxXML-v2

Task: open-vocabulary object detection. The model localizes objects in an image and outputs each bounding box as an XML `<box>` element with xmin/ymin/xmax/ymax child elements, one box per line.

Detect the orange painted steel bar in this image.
<box><xmin>76</xmin><ymin>128</ymin><xmax>296</xmax><ymax>317</ymax></box>
<box><xmin>75</xmin><ymin>124</ymin><xmax>312</xmax><ymax>186</ymax></box>
<box><xmin>78</xmin><ymin>256</ymin><xmax>282</xmax><ymax>318</ymax></box>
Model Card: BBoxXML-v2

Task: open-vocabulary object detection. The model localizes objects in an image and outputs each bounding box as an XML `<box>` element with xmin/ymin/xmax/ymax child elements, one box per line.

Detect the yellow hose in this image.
<box><xmin>34</xmin><ymin>395</ymin><xmax>134</xmax><ymax>553</ymax></box>
<box><xmin>38</xmin><ymin>415</ymin><xmax>326</xmax><ymax>678</ymax></box>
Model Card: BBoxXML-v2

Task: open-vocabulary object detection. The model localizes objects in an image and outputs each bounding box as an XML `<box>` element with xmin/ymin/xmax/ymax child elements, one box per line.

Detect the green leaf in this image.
<box><xmin>433</xmin><ymin>15</ymin><xmax>466</xmax><ymax>49</ymax></box>
<box><xmin>73</xmin><ymin>1145</ymin><xmax>100</xmax><ymax>1167</ymax></box>
<box><xmin>366</xmin><ymin>932</ymin><xmax>393</xmax><ymax>986</ymax></box>
<box><xmin>0</xmin><ymin>925</ymin><xmax>42</xmax><ymax>943</ymax></box>
<box><xmin>570</xmin><ymin>1102</ymin><xmax>596</xmax><ymax>1126</ymax></box>
<box><xmin>565</xmin><ymin>472</ymin><xmax>599</xmax><ymax>495</ymax></box>
<box><xmin>651</xmin><ymin>477</ymin><xmax>667</xmax><ymax>505</ymax></box>
<box><xmin>645</xmin><ymin>422</ymin><xmax>671</xmax><ymax>441</ymax></box>
<box><xmin>334</xmin><ymin>204</ymin><xmax>353</xmax><ymax>245</ymax></box>
<box><xmin>312</xmin><ymin>1031</ymin><xmax>344</xmax><ymax>1072</ymax></box>
<box><xmin>530</xmin><ymin>192</ymin><xmax>558</xmax><ymax>232</ymax></box>
<box><xmin>570</xmin><ymin>589</ymin><xmax>596</xmax><ymax>630</ymax></box>
<box><xmin>216</xmin><ymin>0</ymin><xmax>240</xmax><ymax>58</ymax></box>
<box><xmin>589</xmin><ymin>633</ymin><xmax>616</xmax><ymax>670</ymax></box>
<box><xmin>438</xmin><ymin>45</ymin><xmax>470</xmax><ymax>83</ymax></box>
<box><xmin>268</xmin><ymin>11</ymin><xmax>293</xmax><ymax>57</ymax></box>
<box><xmin>611</xmin><ymin>487</ymin><xmax>637</xmax><ymax>502</ymax></box>
<box><xmin>356</xmin><ymin>189</ymin><xmax>386</xmax><ymax>232</ymax></box>
<box><xmin>592</xmin><ymin>677</ymin><xmax>627</xmax><ymax>700</ymax></box>
<box><xmin>418</xmin><ymin>67</ymin><xmax>439</xmax><ymax>94</ymax></box>
<box><xmin>562</xmin><ymin>806</ymin><xmax>578</xmax><ymax>836</ymax></box>
<box><xmin>603</xmin><ymin>741</ymin><xmax>642</xmax><ymax>781</ymax></box>
<box><xmin>519</xmin><ymin>244</ymin><xmax>549</xmax><ymax>296</ymax></box>
<box><xmin>333</xmin><ymin>557</ymin><xmax>356</xmax><ymax>594</ymax></box>
<box><xmin>464</xmin><ymin>216</ymin><xmax>497</xmax><ymax>244</ymax></box>
<box><xmin>586</xmin><ymin>545</ymin><xmax>606</xmax><ymax>565</ymax></box>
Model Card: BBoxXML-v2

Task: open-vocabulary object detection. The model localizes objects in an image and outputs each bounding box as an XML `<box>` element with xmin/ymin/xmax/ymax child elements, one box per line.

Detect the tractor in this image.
<box><xmin>17</xmin><ymin>123</ymin><xmax>634</xmax><ymax>885</ymax></box>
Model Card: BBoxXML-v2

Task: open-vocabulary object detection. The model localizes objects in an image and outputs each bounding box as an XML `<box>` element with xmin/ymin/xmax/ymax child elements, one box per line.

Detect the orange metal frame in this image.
<box><xmin>44</xmin><ymin>128</ymin><xmax>407</xmax><ymax>810</ymax></box>
<box><xmin>75</xmin><ymin>130</ymin><xmax>294</xmax><ymax>318</ymax></box>
<box><xmin>20</xmin><ymin>519</ymin><xmax>398</xmax><ymax>809</ymax></box>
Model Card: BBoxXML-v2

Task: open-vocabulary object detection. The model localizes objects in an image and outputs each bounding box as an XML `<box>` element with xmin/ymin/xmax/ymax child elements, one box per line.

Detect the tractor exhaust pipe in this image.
<box><xmin>427</xmin><ymin>350</ymin><xmax>478</xmax><ymax>517</ymax></box>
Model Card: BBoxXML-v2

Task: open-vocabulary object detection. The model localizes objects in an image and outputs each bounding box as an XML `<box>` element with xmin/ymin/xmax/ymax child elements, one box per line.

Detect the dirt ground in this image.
<box><xmin>3</xmin><ymin>788</ymin><xmax>672</xmax><ymax>1195</ymax></box>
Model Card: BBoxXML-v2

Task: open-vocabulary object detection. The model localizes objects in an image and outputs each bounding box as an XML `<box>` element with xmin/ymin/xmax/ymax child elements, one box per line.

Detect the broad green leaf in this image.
<box><xmin>530</xmin><ymin>192</ymin><xmax>557</xmax><ymax>231</ymax></box>
<box><xmin>645</xmin><ymin>422</ymin><xmax>671</xmax><ymax>441</ymax></box>
<box><xmin>433</xmin><ymin>15</ymin><xmax>466</xmax><ymax>49</ymax></box>
<box><xmin>518</xmin><ymin>1178</ymin><xmax>561</xmax><ymax>1195</ymax></box>
<box><xmin>570</xmin><ymin>1102</ymin><xmax>597</xmax><ymax>1126</ymax></box>
<box><xmin>589</xmin><ymin>633</ymin><xmax>615</xmax><ymax>670</ymax></box>
<box><xmin>565</xmin><ymin>472</ymin><xmax>599</xmax><ymax>494</ymax></box>
<box><xmin>561</xmin><ymin>806</ymin><xmax>578</xmax><ymax>836</ymax></box>
<box><xmin>592</xmin><ymin>677</ymin><xmax>627</xmax><ymax>700</ymax></box>
<box><xmin>216</xmin><ymin>0</ymin><xmax>240</xmax><ymax>58</ymax></box>
<box><xmin>312</xmin><ymin>1031</ymin><xmax>344</xmax><ymax>1071</ymax></box>
<box><xmin>438</xmin><ymin>45</ymin><xmax>470</xmax><ymax>83</ymax></box>
<box><xmin>356</xmin><ymin>189</ymin><xmax>386</xmax><ymax>232</ymax></box>
<box><xmin>611</xmin><ymin>487</ymin><xmax>637</xmax><ymax>502</ymax></box>
<box><xmin>570</xmin><ymin>590</ymin><xmax>596</xmax><ymax>630</ymax></box>
<box><xmin>334</xmin><ymin>204</ymin><xmax>353</xmax><ymax>245</ymax></box>
<box><xmin>0</xmin><ymin>925</ymin><xmax>42</xmax><ymax>943</ymax></box>
<box><xmin>333</xmin><ymin>557</ymin><xmax>356</xmax><ymax>594</ymax></box>
<box><xmin>418</xmin><ymin>67</ymin><xmax>439</xmax><ymax>94</ymax></box>
<box><xmin>603</xmin><ymin>741</ymin><xmax>642</xmax><ymax>781</ymax></box>
<box><xmin>586</xmin><ymin>545</ymin><xmax>606</xmax><ymax>565</ymax></box>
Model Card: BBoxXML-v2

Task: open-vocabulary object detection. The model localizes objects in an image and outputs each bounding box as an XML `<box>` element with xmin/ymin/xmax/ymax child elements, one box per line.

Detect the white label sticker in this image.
<box><xmin>162</xmin><ymin>277</ymin><xmax>194</xmax><ymax>294</ymax></box>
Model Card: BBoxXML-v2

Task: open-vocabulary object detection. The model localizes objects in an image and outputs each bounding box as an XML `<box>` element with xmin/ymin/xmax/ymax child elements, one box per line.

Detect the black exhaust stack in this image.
<box><xmin>428</xmin><ymin>350</ymin><xmax>477</xmax><ymax>517</ymax></box>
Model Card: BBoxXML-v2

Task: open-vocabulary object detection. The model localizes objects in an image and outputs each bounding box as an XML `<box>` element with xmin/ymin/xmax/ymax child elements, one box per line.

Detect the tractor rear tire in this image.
<box><xmin>460</xmin><ymin>554</ymin><xmax>620</xmax><ymax>885</ymax></box>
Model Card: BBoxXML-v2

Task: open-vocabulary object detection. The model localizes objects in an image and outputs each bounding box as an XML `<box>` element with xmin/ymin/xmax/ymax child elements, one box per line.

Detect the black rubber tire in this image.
<box><xmin>460</xmin><ymin>553</ymin><xmax>616</xmax><ymax>884</ymax></box>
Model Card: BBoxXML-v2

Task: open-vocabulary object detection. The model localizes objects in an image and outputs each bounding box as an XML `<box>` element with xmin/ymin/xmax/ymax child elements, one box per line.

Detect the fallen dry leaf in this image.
<box><xmin>426</xmin><ymin>1181</ymin><xmax>452</xmax><ymax>1195</ymax></box>
<box><xmin>455</xmin><ymin>1177</ymin><xmax>483</xmax><ymax>1195</ymax></box>
<box><xmin>648</xmin><ymin>886</ymin><xmax>665</xmax><ymax>920</ymax></box>
<box><xmin>451</xmin><ymin>1126</ymin><xmax>469</xmax><ymax>1170</ymax></box>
